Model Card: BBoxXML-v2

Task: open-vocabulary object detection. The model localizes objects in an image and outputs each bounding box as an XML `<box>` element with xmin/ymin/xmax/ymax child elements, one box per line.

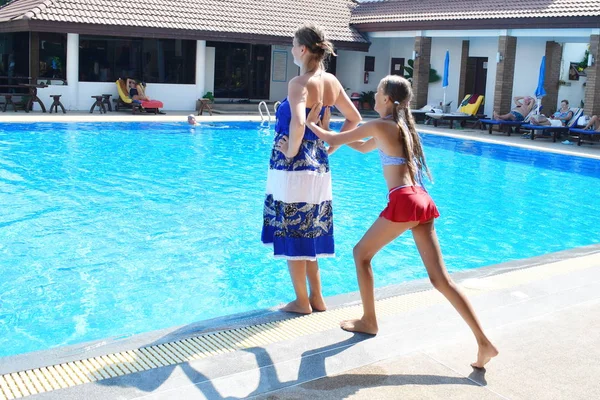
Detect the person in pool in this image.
<box><xmin>305</xmin><ymin>74</ymin><xmax>499</xmax><ymax>369</ymax></box>
<box><xmin>262</xmin><ymin>23</ymin><xmax>361</xmax><ymax>315</ymax></box>
<box><xmin>493</xmin><ymin>96</ymin><xmax>534</xmax><ymax>121</ymax></box>
<box><xmin>188</xmin><ymin>114</ymin><xmax>198</xmax><ymax>125</ymax></box>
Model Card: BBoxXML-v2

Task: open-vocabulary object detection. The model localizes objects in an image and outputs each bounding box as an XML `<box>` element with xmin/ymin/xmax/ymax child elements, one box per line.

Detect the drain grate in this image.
<box><xmin>0</xmin><ymin>290</ymin><xmax>442</xmax><ymax>399</ymax></box>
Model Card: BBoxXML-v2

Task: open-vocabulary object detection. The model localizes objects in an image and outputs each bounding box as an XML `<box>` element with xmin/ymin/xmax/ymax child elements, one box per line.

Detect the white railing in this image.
<box><xmin>258</xmin><ymin>101</ymin><xmax>271</xmax><ymax>122</ymax></box>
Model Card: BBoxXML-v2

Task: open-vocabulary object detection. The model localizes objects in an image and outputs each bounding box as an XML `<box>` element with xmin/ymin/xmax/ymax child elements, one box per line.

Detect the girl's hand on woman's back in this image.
<box><xmin>306</xmin><ymin>102</ymin><xmax>323</xmax><ymax>126</ymax></box>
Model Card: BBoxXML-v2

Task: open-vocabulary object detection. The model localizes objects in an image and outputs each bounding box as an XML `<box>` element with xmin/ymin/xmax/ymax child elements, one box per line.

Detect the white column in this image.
<box><xmin>195</xmin><ymin>40</ymin><xmax>206</xmax><ymax>100</ymax></box>
<box><xmin>66</xmin><ymin>33</ymin><xmax>79</xmax><ymax>110</ymax></box>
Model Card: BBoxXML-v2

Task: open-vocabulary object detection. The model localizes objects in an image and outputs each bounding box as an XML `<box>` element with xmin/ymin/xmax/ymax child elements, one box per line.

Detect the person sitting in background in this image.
<box><xmin>529</xmin><ymin>99</ymin><xmax>573</xmax><ymax>126</ymax></box>
<box><xmin>493</xmin><ymin>96</ymin><xmax>534</xmax><ymax>121</ymax></box>
<box><xmin>126</xmin><ymin>78</ymin><xmax>150</xmax><ymax>102</ymax></box>
<box><xmin>583</xmin><ymin>115</ymin><xmax>600</xmax><ymax>131</ymax></box>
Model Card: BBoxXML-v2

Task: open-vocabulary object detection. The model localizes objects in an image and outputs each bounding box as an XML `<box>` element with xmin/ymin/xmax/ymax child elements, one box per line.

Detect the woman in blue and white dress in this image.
<box><xmin>261</xmin><ymin>24</ymin><xmax>361</xmax><ymax>314</ymax></box>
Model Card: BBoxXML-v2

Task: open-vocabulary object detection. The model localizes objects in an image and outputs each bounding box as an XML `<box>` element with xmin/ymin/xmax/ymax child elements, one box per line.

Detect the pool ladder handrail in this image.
<box><xmin>259</xmin><ymin>101</ymin><xmax>281</xmax><ymax>123</ymax></box>
<box><xmin>258</xmin><ymin>101</ymin><xmax>271</xmax><ymax>122</ymax></box>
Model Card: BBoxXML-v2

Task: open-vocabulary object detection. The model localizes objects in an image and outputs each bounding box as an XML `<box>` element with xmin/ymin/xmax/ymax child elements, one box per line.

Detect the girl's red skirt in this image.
<box><xmin>380</xmin><ymin>186</ymin><xmax>440</xmax><ymax>223</ymax></box>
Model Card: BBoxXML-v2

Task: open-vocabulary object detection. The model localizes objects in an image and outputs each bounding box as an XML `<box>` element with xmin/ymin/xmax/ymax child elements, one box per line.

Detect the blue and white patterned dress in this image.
<box><xmin>261</xmin><ymin>98</ymin><xmax>334</xmax><ymax>260</ymax></box>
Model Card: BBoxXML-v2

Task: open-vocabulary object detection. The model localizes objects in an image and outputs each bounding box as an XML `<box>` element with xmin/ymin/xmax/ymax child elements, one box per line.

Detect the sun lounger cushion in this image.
<box><xmin>116</xmin><ymin>79</ymin><xmax>163</xmax><ymax>109</ymax></box>
<box><xmin>140</xmin><ymin>100</ymin><xmax>163</xmax><ymax>109</ymax></box>
<box><xmin>569</xmin><ymin>128</ymin><xmax>600</xmax><ymax>135</ymax></box>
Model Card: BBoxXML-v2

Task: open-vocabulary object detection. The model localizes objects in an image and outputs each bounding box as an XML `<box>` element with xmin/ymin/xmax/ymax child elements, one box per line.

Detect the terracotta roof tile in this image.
<box><xmin>0</xmin><ymin>0</ymin><xmax>367</xmax><ymax>44</ymax></box>
<box><xmin>351</xmin><ymin>0</ymin><xmax>600</xmax><ymax>24</ymax></box>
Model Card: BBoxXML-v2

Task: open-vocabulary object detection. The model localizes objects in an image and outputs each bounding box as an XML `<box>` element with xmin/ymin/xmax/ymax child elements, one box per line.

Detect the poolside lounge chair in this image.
<box><xmin>115</xmin><ymin>79</ymin><xmax>164</xmax><ymax>114</ymax></box>
<box><xmin>479</xmin><ymin>101</ymin><xmax>541</xmax><ymax>136</ymax></box>
<box><xmin>425</xmin><ymin>94</ymin><xmax>484</xmax><ymax>129</ymax></box>
<box><xmin>569</xmin><ymin>127</ymin><xmax>600</xmax><ymax>146</ymax></box>
<box><xmin>410</xmin><ymin>104</ymin><xmax>436</xmax><ymax>123</ymax></box>
<box><xmin>520</xmin><ymin>108</ymin><xmax>583</xmax><ymax>142</ymax></box>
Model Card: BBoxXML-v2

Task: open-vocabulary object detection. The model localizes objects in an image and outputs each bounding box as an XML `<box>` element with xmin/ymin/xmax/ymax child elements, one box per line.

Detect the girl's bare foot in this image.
<box><xmin>309</xmin><ymin>294</ymin><xmax>327</xmax><ymax>312</ymax></box>
<box><xmin>340</xmin><ymin>317</ymin><xmax>378</xmax><ymax>335</ymax></box>
<box><xmin>471</xmin><ymin>342</ymin><xmax>499</xmax><ymax>369</ymax></box>
<box><xmin>281</xmin><ymin>300</ymin><xmax>312</xmax><ymax>314</ymax></box>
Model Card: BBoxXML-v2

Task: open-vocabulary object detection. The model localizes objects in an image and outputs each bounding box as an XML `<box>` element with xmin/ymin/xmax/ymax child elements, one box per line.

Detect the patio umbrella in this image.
<box><xmin>442</xmin><ymin>50</ymin><xmax>449</xmax><ymax>108</ymax></box>
<box><xmin>534</xmin><ymin>56</ymin><xmax>547</xmax><ymax>114</ymax></box>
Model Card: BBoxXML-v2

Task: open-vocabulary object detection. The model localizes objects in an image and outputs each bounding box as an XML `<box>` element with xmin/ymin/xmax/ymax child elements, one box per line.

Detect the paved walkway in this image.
<box><xmin>259</xmin><ymin>249</ymin><xmax>600</xmax><ymax>399</ymax></box>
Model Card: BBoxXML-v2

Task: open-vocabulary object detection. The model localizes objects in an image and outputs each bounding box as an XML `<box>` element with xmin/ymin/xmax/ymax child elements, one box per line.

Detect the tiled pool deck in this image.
<box><xmin>1</xmin><ymin>112</ymin><xmax>599</xmax><ymax>399</ymax></box>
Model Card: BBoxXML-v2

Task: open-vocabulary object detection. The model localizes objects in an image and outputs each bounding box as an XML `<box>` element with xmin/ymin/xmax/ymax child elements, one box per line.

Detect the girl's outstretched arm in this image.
<box><xmin>307</xmin><ymin>102</ymin><xmax>382</xmax><ymax>146</ymax></box>
<box><xmin>346</xmin><ymin>138</ymin><xmax>377</xmax><ymax>153</ymax></box>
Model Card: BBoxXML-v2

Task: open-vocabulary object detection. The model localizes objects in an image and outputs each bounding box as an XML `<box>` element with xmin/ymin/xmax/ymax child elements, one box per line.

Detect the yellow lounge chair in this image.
<box><xmin>425</xmin><ymin>94</ymin><xmax>485</xmax><ymax>129</ymax></box>
<box><xmin>115</xmin><ymin>78</ymin><xmax>164</xmax><ymax>114</ymax></box>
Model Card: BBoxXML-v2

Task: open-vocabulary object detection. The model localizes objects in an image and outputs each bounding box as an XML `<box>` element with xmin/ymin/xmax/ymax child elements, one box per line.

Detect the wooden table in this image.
<box><xmin>20</xmin><ymin>83</ymin><xmax>48</xmax><ymax>112</ymax></box>
<box><xmin>0</xmin><ymin>83</ymin><xmax>48</xmax><ymax>112</ymax></box>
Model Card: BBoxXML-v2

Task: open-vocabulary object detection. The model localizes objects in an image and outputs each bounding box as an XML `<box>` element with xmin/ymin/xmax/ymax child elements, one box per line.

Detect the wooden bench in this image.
<box><xmin>0</xmin><ymin>94</ymin><xmax>31</xmax><ymax>112</ymax></box>
<box><xmin>90</xmin><ymin>95</ymin><xmax>107</xmax><ymax>114</ymax></box>
<box><xmin>49</xmin><ymin>95</ymin><xmax>66</xmax><ymax>114</ymax></box>
<box><xmin>196</xmin><ymin>98</ymin><xmax>213</xmax><ymax>116</ymax></box>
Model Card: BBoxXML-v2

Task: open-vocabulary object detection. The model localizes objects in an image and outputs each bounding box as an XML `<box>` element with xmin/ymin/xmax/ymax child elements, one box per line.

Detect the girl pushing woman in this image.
<box><xmin>303</xmin><ymin>75</ymin><xmax>498</xmax><ymax>368</ymax></box>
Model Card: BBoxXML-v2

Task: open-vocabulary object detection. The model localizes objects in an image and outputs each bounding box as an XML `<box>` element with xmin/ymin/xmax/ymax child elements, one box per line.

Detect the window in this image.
<box><xmin>79</xmin><ymin>36</ymin><xmax>196</xmax><ymax>84</ymax></box>
<box><xmin>208</xmin><ymin>42</ymin><xmax>271</xmax><ymax>99</ymax></box>
<box><xmin>364</xmin><ymin>56</ymin><xmax>375</xmax><ymax>72</ymax></box>
<box><xmin>0</xmin><ymin>32</ymin><xmax>30</xmax><ymax>80</ymax></box>
<box><xmin>39</xmin><ymin>33</ymin><xmax>67</xmax><ymax>80</ymax></box>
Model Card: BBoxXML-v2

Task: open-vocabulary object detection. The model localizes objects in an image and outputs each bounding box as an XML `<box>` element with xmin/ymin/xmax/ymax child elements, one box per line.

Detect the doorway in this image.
<box><xmin>209</xmin><ymin>42</ymin><xmax>271</xmax><ymax>99</ymax></box>
<box><xmin>390</xmin><ymin>57</ymin><xmax>405</xmax><ymax>76</ymax></box>
<box><xmin>463</xmin><ymin>57</ymin><xmax>487</xmax><ymax>112</ymax></box>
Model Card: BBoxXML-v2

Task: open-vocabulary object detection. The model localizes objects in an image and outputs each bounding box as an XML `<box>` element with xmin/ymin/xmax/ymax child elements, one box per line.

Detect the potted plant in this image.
<box><xmin>359</xmin><ymin>90</ymin><xmax>375</xmax><ymax>110</ymax></box>
<box><xmin>202</xmin><ymin>91</ymin><xmax>215</xmax><ymax>103</ymax></box>
<box><xmin>403</xmin><ymin>59</ymin><xmax>442</xmax><ymax>83</ymax></box>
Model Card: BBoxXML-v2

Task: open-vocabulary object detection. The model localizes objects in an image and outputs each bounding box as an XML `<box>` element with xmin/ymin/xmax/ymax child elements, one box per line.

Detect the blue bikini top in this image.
<box><xmin>378</xmin><ymin>149</ymin><xmax>407</xmax><ymax>166</ymax></box>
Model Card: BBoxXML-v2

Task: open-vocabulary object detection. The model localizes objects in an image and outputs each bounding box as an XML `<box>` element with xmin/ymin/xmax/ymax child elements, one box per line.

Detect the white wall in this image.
<box><xmin>335</xmin><ymin>49</ymin><xmax>364</xmax><ymax>96</ymax></box>
<box><xmin>34</xmin><ymin>82</ymin><xmax>198</xmax><ymax>111</ymax></box>
<box><xmin>427</xmin><ymin>38</ymin><xmax>463</xmax><ymax>110</ymax></box>
<box><xmin>558</xmin><ymin>42</ymin><xmax>587</xmax><ymax>109</ymax></box>
<box><xmin>336</xmin><ymin>38</ymin><xmax>393</xmax><ymax>96</ymax></box>
<box><xmin>269</xmin><ymin>45</ymin><xmax>299</xmax><ymax>102</ymax></box>
<box><xmin>512</xmin><ymin>37</ymin><xmax>547</xmax><ymax>102</ymax></box>
<box><xmin>468</xmin><ymin>38</ymin><xmax>498</xmax><ymax>117</ymax></box>
<box><xmin>205</xmin><ymin>47</ymin><xmax>215</xmax><ymax>95</ymax></box>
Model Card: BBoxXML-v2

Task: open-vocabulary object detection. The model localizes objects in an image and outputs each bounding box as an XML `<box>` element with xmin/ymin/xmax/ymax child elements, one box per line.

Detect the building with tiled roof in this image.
<box><xmin>0</xmin><ymin>0</ymin><xmax>368</xmax><ymax>50</ymax></box>
<box><xmin>351</xmin><ymin>0</ymin><xmax>600</xmax><ymax>30</ymax></box>
<box><xmin>0</xmin><ymin>0</ymin><xmax>599</xmax><ymax>117</ymax></box>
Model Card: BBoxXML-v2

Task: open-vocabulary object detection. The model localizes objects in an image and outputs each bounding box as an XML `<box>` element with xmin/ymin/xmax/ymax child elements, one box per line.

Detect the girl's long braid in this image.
<box><xmin>391</xmin><ymin>103</ymin><xmax>417</xmax><ymax>184</ymax></box>
<box><xmin>402</xmin><ymin>104</ymin><xmax>432</xmax><ymax>184</ymax></box>
<box><xmin>383</xmin><ymin>75</ymin><xmax>432</xmax><ymax>185</ymax></box>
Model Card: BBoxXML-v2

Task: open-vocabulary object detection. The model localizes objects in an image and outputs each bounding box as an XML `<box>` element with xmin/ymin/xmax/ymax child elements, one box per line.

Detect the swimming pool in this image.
<box><xmin>1</xmin><ymin>121</ymin><xmax>599</xmax><ymax>359</ymax></box>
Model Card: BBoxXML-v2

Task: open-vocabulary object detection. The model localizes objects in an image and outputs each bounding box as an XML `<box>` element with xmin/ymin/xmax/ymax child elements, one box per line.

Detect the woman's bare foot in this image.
<box><xmin>309</xmin><ymin>294</ymin><xmax>327</xmax><ymax>312</ymax></box>
<box><xmin>281</xmin><ymin>300</ymin><xmax>312</xmax><ymax>314</ymax></box>
<box><xmin>471</xmin><ymin>342</ymin><xmax>499</xmax><ymax>369</ymax></box>
<box><xmin>340</xmin><ymin>317</ymin><xmax>378</xmax><ymax>335</ymax></box>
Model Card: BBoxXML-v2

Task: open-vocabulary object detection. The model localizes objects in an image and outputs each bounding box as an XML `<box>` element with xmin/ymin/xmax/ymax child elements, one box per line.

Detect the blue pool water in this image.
<box><xmin>1</xmin><ymin>121</ymin><xmax>599</xmax><ymax>359</ymax></box>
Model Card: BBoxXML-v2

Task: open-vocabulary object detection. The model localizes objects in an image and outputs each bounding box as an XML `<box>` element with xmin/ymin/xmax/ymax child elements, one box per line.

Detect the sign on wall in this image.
<box><xmin>272</xmin><ymin>51</ymin><xmax>288</xmax><ymax>82</ymax></box>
